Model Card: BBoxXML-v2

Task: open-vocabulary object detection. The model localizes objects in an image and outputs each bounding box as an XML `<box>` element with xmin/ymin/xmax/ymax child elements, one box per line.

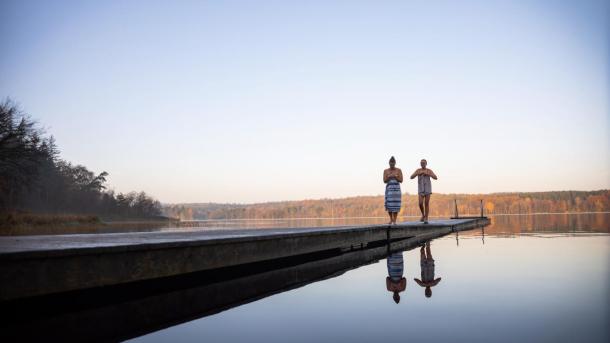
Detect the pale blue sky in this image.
<box><xmin>1</xmin><ymin>0</ymin><xmax>608</xmax><ymax>203</ymax></box>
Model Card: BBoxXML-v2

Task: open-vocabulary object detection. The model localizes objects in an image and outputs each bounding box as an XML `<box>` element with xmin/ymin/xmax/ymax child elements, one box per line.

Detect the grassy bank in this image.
<box><xmin>0</xmin><ymin>212</ymin><xmax>177</xmax><ymax>236</ymax></box>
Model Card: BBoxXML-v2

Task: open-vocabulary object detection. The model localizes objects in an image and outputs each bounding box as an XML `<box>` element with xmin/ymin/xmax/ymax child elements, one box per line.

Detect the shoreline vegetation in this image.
<box><xmin>0</xmin><ymin>100</ymin><xmax>165</xmax><ymax>231</ymax></box>
<box><xmin>0</xmin><ymin>212</ymin><xmax>177</xmax><ymax>236</ymax></box>
<box><xmin>1</xmin><ymin>189</ymin><xmax>608</xmax><ymax>236</ymax></box>
<box><xmin>2</xmin><ymin>207</ymin><xmax>607</xmax><ymax>236</ymax></box>
<box><xmin>165</xmin><ymin>190</ymin><xmax>610</xmax><ymax>221</ymax></box>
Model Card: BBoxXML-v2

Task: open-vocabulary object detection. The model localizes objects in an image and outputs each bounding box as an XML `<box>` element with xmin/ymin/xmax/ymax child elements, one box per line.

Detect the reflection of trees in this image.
<box><xmin>483</xmin><ymin>213</ymin><xmax>610</xmax><ymax>235</ymax></box>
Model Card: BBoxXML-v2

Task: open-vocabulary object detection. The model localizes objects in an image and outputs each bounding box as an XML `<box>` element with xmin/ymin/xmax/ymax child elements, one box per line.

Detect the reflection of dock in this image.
<box><xmin>0</xmin><ymin>218</ymin><xmax>488</xmax><ymax>301</ymax></box>
<box><xmin>0</xmin><ymin>218</ymin><xmax>488</xmax><ymax>342</ymax></box>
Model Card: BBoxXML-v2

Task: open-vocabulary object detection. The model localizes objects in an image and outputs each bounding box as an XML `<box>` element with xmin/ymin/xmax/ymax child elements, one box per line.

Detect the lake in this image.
<box><xmin>126</xmin><ymin>213</ymin><xmax>609</xmax><ymax>343</ymax></box>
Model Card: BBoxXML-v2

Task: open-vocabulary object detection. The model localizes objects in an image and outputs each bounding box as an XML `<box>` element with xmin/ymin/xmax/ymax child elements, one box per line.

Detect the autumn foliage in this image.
<box><xmin>165</xmin><ymin>190</ymin><xmax>610</xmax><ymax>220</ymax></box>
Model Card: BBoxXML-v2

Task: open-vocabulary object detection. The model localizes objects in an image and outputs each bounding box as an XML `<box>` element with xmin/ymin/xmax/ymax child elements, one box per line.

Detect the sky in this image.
<box><xmin>1</xmin><ymin>0</ymin><xmax>608</xmax><ymax>204</ymax></box>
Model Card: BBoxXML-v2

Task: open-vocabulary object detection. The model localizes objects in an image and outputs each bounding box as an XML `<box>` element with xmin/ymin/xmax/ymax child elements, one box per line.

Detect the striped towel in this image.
<box><xmin>387</xmin><ymin>252</ymin><xmax>404</xmax><ymax>281</ymax></box>
<box><xmin>385</xmin><ymin>179</ymin><xmax>402</xmax><ymax>212</ymax></box>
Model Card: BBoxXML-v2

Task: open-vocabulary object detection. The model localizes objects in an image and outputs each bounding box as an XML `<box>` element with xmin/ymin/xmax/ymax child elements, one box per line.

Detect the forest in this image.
<box><xmin>164</xmin><ymin>190</ymin><xmax>610</xmax><ymax>220</ymax></box>
<box><xmin>0</xmin><ymin>100</ymin><xmax>162</xmax><ymax>219</ymax></box>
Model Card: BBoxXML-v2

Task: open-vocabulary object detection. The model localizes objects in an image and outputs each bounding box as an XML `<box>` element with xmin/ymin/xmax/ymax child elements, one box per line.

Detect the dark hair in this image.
<box><xmin>393</xmin><ymin>292</ymin><xmax>400</xmax><ymax>304</ymax></box>
<box><xmin>389</xmin><ymin>156</ymin><xmax>396</xmax><ymax>163</ymax></box>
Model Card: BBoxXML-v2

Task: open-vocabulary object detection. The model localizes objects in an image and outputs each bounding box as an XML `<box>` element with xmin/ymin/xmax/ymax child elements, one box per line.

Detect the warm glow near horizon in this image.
<box><xmin>1</xmin><ymin>0</ymin><xmax>608</xmax><ymax>203</ymax></box>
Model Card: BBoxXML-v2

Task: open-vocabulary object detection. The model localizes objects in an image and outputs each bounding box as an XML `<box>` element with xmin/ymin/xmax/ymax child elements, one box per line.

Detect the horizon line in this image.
<box><xmin>164</xmin><ymin>189</ymin><xmax>609</xmax><ymax>206</ymax></box>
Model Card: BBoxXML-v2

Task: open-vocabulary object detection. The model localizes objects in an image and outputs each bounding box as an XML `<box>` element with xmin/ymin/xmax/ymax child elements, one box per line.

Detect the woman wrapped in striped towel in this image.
<box><xmin>383</xmin><ymin>156</ymin><xmax>403</xmax><ymax>225</ymax></box>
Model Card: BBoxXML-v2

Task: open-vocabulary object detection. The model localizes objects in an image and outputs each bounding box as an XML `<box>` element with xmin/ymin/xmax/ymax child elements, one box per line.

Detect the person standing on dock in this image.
<box><xmin>386</xmin><ymin>252</ymin><xmax>406</xmax><ymax>304</ymax></box>
<box><xmin>410</xmin><ymin>159</ymin><xmax>437</xmax><ymax>224</ymax></box>
<box><xmin>383</xmin><ymin>156</ymin><xmax>403</xmax><ymax>225</ymax></box>
<box><xmin>414</xmin><ymin>241</ymin><xmax>441</xmax><ymax>298</ymax></box>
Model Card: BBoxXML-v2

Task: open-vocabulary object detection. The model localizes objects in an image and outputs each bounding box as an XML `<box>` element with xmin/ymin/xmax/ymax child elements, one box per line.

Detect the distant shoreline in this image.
<box><xmin>165</xmin><ymin>190</ymin><xmax>610</xmax><ymax>207</ymax></box>
<box><xmin>0</xmin><ymin>213</ymin><xmax>177</xmax><ymax>236</ymax></box>
<box><xmin>178</xmin><ymin>211</ymin><xmax>610</xmax><ymax>222</ymax></box>
<box><xmin>165</xmin><ymin>190</ymin><xmax>610</xmax><ymax>221</ymax></box>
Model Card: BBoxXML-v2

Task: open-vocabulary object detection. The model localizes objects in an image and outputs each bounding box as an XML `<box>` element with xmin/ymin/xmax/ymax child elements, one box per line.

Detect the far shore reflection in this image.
<box><xmin>3</xmin><ymin>212</ymin><xmax>607</xmax><ymax>236</ymax></box>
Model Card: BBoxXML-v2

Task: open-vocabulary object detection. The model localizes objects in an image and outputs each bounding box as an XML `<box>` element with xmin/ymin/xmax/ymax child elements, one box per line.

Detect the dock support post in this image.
<box><xmin>480</xmin><ymin>199</ymin><xmax>484</xmax><ymax>218</ymax></box>
<box><xmin>454</xmin><ymin>198</ymin><xmax>459</xmax><ymax>218</ymax></box>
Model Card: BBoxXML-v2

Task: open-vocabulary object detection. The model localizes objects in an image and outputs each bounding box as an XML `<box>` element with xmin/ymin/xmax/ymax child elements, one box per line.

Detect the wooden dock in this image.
<box><xmin>0</xmin><ymin>217</ymin><xmax>489</xmax><ymax>342</ymax></box>
<box><xmin>0</xmin><ymin>217</ymin><xmax>489</xmax><ymax>301</ymax></box>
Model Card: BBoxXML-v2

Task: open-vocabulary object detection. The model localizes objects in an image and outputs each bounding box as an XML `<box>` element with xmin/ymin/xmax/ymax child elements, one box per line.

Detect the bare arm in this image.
<box><xmin>383</xmin><ymin>170</ymin><xmax>389</xmax><ymax>183</ymax></box>
<box><xmin>428</xmin><ymin>169</ymin><xmax>438</xmax><ymax>180</ymax></box>
<box><xmin>410</xmin><ymin>169</ymin><xmax>421</xmax><ymax>179</ymax></box>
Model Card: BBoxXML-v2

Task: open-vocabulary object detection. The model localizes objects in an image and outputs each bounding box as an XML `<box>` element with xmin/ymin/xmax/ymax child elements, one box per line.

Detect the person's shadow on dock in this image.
<box><xmin>386</xmin><ymin>252</ymin><xmax>406</xmax><ymax>303</ymax></box>
<box><xmin>414</xmin><ymin>242</ymin><xmax>441</xmax><ymax>298</ymax></box>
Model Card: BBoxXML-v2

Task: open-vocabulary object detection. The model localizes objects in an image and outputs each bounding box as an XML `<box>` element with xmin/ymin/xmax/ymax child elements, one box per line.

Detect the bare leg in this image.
<box><xmin>424</xmin><ymin>194</ymin><xmax>431</xmax><ymax>222</ymax></box>
<box><xmin>425</xmin><ymin>241</ymin><xmax>432</xmax><ymax>259</ymax></box>
<box><xmin>392</xmin><ymin>212</ymin><xmax>398</xmax><ymax>224</ymax></box>
<box><xmin>418</xmin><ymin>195</ymin><xmax>425</xmax><ymax>221</ymax></box>
<box><xmin>387</xmin><ymin>211</ymin><xmax>393</xmax><ymax>224</ymax></box>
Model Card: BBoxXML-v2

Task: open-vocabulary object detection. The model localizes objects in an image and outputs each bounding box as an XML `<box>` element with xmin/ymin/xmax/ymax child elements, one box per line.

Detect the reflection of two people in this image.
<box><xmin>386</xmin><ymin>241</ymin><xmax>442</xmax><ymax>303</ymax></box>
<box><xmin>414</xmin><ymin>242</ymin><xmax>441</xmax><ymax>298</ymax></box>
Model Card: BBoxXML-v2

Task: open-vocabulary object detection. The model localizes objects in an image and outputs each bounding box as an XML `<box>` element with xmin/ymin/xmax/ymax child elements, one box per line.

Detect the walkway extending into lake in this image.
<box><xmin>0</xmin><ymin>218</ymin><xmax>489</xmax><ymax>301</ymax></box>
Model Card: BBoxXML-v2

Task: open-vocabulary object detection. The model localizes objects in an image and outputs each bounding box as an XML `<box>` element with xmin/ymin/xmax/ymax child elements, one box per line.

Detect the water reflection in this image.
<box><xmin>485</xmin><ymin>213</ymin><xmax>609</xmax><ymax>236</ymax></box>
<box><xmin>0</xmin><ymin>231</ymin><xmax>438</xmax><ymax>342</ymax></box>
<box><xmin>1</xmin><ymin>214</ymin><xmax>608</xmax><ymax>343</ymax></box>
<box><xmin>414</xmin><ymin>242</ymin><xmax>441</xmax><ymax>298</ymax></box>
<box><xmin>13</xmin><ymin>212</ymin><xmax>605</xmax><ymax>236</ymax></box>
<box><xmin>130</xmin><ymin>215</ymin><xmax>610</xmax><ymax>342</ymax></box>
<box><xmin>169</xmin><ymin>212</ymin><xmax>610</xmax><ymax>236</ymax></box>
<box><xmin>386</xmin><ymin>252</ymin><xmax>406</xmax><ymax>303</ymax></box>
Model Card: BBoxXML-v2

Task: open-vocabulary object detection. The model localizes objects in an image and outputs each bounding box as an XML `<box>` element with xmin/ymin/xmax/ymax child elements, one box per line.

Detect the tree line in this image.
<box><xmin>0</xmin><ymin>100</ymin><xmax>162</xmax><ymax>218</ymax></box>
<box><xmin>165</xmin><ymin>190</ymin><xmax>610</xmax><ymax>220</ymax></box>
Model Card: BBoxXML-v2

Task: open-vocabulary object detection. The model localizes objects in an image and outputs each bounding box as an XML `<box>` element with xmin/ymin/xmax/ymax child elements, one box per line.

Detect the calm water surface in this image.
<box><xmin>130</xmin><ymin>213</ymin><xmax>610</xmax><ymax>343</ymax></box>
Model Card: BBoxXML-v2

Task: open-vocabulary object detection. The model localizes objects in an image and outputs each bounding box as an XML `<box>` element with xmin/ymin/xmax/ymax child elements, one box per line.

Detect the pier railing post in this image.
<box><xmin>454</xmin><ymin>198</ymin><xmax>459</xmax><ymax>218</ymax></box>
<box><xmin>480</xmin><ymin>199</ymin><xmax>484</xmax><ymax>218</ymax></box>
